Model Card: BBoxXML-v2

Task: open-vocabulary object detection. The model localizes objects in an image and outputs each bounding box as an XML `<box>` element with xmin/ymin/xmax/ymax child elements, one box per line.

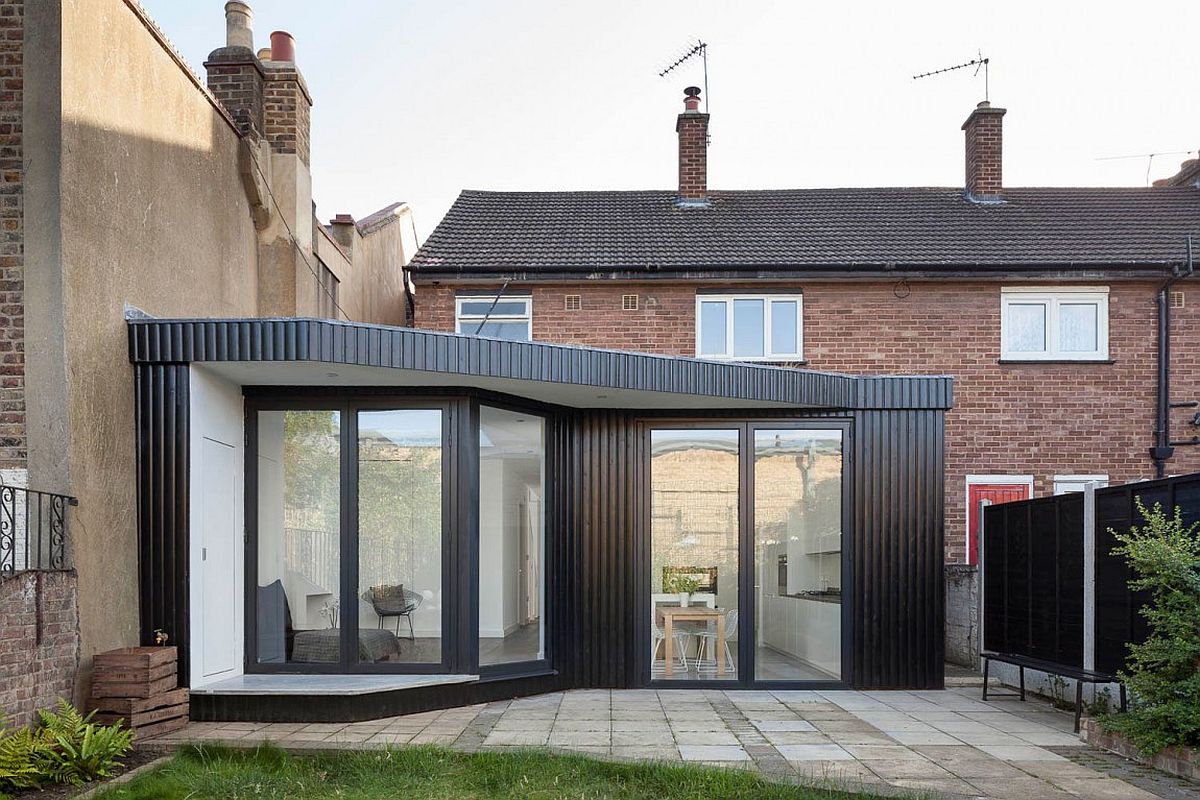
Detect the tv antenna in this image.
<box><xmin>913</xmin><ymin>52</ymin><xmax>990</xmax><ymax>102</ymax></box>
<box><xmin>659</xmin><ymin>40</ymin><xmax>708</xmax><ymax>112</ymax></box>
<box><xmin>1095</xmin><ymin>149</ymin><xmax>1198</xmax><ymax>186</ymax></box>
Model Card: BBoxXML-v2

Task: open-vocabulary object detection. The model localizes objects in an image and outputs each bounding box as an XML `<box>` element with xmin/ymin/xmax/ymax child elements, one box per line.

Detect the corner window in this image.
<box><xmin>1000</xmin><ymin>288</ymin><xmax>1108</xmax><ymax>361</ymax></box>
<box><xmin>695</xmin><ymin>294</ymin><xmax>803</xmax><ymax>361</ymax></box>
<box><xmin>456</xmin><ymin>296</ymin><xmax>532</xmax><ymax>341</ymax></box>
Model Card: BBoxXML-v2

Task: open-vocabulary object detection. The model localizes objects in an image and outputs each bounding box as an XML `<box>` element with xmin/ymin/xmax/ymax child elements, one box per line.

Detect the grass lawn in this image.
<box><xmin>92</xmin><ymin>744</ymin><xmax>896</xmax><ymax>800</ymax></box>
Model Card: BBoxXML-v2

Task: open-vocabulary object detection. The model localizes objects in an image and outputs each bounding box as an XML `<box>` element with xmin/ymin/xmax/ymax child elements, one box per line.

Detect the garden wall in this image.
<box><xmin>0</xmin><ymin>571</ymin><xmax>80</xmax><ymax>727</ymax></box>
<box><xmin>1082</xmin><ymin>718</ymin><xmax>1199</xmax><ymax>782</ymax></box>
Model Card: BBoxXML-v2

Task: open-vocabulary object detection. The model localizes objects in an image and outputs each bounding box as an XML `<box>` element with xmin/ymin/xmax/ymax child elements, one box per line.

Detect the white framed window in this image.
<box><xmin>1000</xmin><ymin>287</ymin><xmax>1109</xmax><ymax>361</ymax></box>
<box><xmin>1053</xmin><ymin>474</ymin><xmax>1109</xmax><ymax>495</ymax></box>
<box><xmin>695</xmin><ymin>294</ymin><xmax>803</xmax><ymax>361</ymax></box>
<box><xmin>456</xmin><ymin>296</ymin><xmax>532</xmax><ymax>341</ymax></box>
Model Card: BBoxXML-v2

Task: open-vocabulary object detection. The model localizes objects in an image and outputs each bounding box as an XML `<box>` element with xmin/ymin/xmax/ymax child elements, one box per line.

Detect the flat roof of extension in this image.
<box><xmin>127</xmin><ymin>316</ymin><xmax>952</xmax><ymax>411</ymax></box>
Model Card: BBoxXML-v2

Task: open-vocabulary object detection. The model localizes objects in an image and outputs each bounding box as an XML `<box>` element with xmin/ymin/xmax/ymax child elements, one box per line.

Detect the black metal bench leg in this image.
<box><xmin>1074</xmin><ymin>680</ymin><xmax>1083</xmax><ymax>733</ymax></box>
<box><xmin>982</xmin><ymin>658</ymin><xmax>990</xmax><ymax>701</ymax></box>
<box><xmin>1019</xmin><ymin>666</ymin><xmax>1026</xmax><ymax>701</ymax></box>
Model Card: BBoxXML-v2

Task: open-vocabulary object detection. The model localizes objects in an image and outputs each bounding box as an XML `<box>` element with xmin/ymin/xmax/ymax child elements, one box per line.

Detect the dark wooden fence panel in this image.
<box><xmin>984</xmin><ymin>473</ymin><xmax>1200</xmax><ymax>676</ymax></box>
<box><xmin>1093</xmin><ymin>474</ymin><xmax>1200</xmax><ymax>674</ymax></box>
<box><xmin>982</xmin><ymin>493</ymin><xmax>1085</xmax><ymax>668</ymax></box>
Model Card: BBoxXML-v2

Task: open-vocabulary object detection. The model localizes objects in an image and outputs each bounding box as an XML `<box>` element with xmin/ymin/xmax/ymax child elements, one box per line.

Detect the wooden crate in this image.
<box><xmin>88</xmin><ymin>647</ymin><xmax>188</xmax><ymax>739</ymax></box>
<box><xmin>87</xmin><ymin>688</ymin><xmax>189</xmax><ymax>718</ymax></box>
<box><xmin>90</xmin><ymin>675</ymin><xmax>178</xmax><ymax>699</ymax></box>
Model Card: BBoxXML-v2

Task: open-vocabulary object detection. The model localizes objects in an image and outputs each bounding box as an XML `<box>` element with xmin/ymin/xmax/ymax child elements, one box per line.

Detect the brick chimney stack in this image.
<box><xmin>676</xmin><ymin>86</ymin><xmax>709</xmax><ymax>202</ymax></box>
<box><xmin>962</xmin><ymin>101</ymin><xmax>1006</xmax><ymax>201</ymax></box>
<box><xmin>204</xmin><ymin>1</ymin><xmax>265</xmax><ymax>137</ymax></box>
<box><xmin>262</xmin><ymin>30</ymin><xmax>312</xmax><ymax>166</ymax></box>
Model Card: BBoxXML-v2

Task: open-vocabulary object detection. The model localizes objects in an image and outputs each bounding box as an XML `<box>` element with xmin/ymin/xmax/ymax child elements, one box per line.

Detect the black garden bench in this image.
<box><xmin>981</xmin><ymin>651</ymin><xmax>1127</xmax><ymax>733</ymax></box>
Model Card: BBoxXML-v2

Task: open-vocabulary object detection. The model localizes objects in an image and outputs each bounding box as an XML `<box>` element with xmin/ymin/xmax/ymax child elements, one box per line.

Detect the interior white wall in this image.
<box><xmin>188</xmin><ymin>366</ymin><xmax>245</xmax><ymax>687</ymax></box>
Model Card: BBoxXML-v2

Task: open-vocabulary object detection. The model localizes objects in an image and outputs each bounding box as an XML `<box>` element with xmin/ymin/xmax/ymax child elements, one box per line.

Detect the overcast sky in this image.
<box><xmin>143</xmin><ymin>0</ymin><xmax>1200</xmax><ymax>242</ymax></box>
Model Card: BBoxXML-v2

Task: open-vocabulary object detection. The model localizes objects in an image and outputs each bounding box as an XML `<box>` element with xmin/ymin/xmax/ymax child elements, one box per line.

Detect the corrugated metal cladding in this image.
<box><xmin>127</xmin><ymin>318</ymin><xmax>952</xmax><ymax>411</ymax></box>
<box><xmin>134</xmin><ymin>364</ymin><xmax>192</xmax><ymax>684</ymax></box>
<box><xmin>130</xmin><ymin>318</ymin><xmax>950</xmax><ymax>705</ymax></box>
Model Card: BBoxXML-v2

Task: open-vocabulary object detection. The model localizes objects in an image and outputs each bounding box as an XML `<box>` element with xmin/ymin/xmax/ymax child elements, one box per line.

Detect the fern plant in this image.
<box><xmin>32</xmin><ymin>701</ymin><xmax>134</xmax><ymax>785</ymax></box>
<box><xmin>0</xmin><ymin>725</ymin><xmax>42</xmax><ymax>790</ymax></box>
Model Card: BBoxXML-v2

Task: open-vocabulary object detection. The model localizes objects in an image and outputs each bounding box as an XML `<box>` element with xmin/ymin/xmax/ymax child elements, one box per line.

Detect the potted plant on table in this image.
<box><xmin>666</xmin><ymin>574</ymin><xmax>702</xmax><ymax>608</ymax></box>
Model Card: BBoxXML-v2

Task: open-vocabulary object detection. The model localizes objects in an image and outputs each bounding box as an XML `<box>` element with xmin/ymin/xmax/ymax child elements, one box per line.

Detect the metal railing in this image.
<box><xmin>0</xmin><ymin>485</ymin><xmax>77</xmax><ymax>575</ymax></box>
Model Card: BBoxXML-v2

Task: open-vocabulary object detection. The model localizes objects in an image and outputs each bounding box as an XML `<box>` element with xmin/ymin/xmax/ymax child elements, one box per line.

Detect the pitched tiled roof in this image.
<box><xmin>409</xmin><ymin>187</ymin><xmax>1200</xmax><ymax>276</ymax></box>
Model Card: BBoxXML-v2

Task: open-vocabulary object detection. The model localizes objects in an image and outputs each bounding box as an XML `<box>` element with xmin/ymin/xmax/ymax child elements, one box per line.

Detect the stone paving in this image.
<box><xmin>151</xmin><ymin>687</ymin><xmax>1200</xmax><ymax>799</ymax></box>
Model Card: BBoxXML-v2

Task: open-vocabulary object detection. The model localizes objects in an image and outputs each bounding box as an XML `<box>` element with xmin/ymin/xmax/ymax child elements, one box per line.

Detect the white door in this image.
<box><xmin>199</xmin><ymin>437</ymin><xmax>238</xmax><ymax>678</ymax></box>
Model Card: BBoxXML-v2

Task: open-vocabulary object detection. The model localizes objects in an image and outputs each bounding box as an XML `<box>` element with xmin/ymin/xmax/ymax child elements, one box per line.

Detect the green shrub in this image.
<box><xmin>1101</xmin><ymin>499</ymin><xmax>1200</xmax><ymax>755</ymax></box>
<box><xmin>0</xmin><ymin>701</ymin><xmax>134</xmax><ymax>791</ymax></box>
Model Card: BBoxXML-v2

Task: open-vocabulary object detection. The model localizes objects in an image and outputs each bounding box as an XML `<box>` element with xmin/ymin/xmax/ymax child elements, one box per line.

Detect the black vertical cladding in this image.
<box><xmin>848</xmin><ymin>409</ymin><xmax>945</xmax><ymax>689</ymax></box>
<box><xmin>134</xmin><ymin>364</ymin><xmax>191</xmax><ymax>685</ymax></box>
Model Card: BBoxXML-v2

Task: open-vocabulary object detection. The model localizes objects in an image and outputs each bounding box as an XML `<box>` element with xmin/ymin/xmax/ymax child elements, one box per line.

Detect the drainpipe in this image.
<box><xmin>1151</xmin><ymin>237</ymin><xmax>1197</xmax><ymax>478</ymax></box>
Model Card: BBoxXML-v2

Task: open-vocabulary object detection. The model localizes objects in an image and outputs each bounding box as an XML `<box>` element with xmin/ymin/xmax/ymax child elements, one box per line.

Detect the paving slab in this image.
<box><xmin>148</xmin><ymin>686</ymin><xmax>1188</xmax><ymax>800</ymax></box>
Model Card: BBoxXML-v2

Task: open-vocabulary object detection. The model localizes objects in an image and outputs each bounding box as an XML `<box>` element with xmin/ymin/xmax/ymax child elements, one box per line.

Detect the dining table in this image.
<box><xmin>659</xmin><ymin>605</ymin><xmax>725</xmax><ymax>677</ymax></box>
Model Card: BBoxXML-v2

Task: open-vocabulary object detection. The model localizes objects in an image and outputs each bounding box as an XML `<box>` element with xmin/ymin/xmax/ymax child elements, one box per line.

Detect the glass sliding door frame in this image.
<box><xmin>243</xmin><ymin>393</ymin><xmax>462</xmax><ymax>675</ymax></box>
<box><xmin>642</xmin><ymin>419</ymin><xmax>852</xmax><ymax>689</ymax></box>
<box><xmin>470</xmin><ymin>396</ymin><xmax>553</xmax><ymax>680</ymax></box>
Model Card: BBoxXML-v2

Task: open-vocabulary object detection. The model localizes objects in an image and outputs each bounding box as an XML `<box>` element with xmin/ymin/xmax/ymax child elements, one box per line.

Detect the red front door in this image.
<box><xmin>967</xmin><ymin>482</ymin><xmax>1031</xmax><ymax>565</ymax></box>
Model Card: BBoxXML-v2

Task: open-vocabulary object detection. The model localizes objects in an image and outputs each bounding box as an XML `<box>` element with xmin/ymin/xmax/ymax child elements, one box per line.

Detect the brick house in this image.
<box><xmin>408</xmin><ymin>88</ymin><xmax>1200</xmax><ymax>665</ymax></box>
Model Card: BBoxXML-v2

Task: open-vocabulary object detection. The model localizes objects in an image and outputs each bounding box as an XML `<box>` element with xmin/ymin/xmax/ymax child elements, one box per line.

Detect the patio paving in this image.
<box><xmin>149</xmin><ymin>687</ymin><xmax>1200</xmax><ymax>799</ymax></box>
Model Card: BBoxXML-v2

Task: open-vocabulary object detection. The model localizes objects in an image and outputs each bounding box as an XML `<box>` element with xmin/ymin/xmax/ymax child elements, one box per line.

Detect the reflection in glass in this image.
<box><xmin>733</xmin><ymin>299</ymin><xmax>765</xmax><ymax>357</ymax></box>
<box><xmin>1006</xmin><ymin>303</ymin><xmax>1046</xmax><ymax>352</ymax></box>
<box><xmin>650</xmin><ymin>429</ymin><xmax>739</xmax><ymax>680</ymax></box>
<box><xmin>358</xmin><ymin>409</ymin><xmax>443</xmax><ymax>664</ymax></box>
<box><xmin>479</xmin><ymin>407</ymin><xmax>546</xmax><ymax>665</ymax></box>
<box><xmin>754</xmin><ymin>429</ymin><xmax>842</xmax><ymax>680</ymax></box>
<box><xmin>700</xmin><ymin>301</ymin><xmax>727</xmax><ymax>355</ymax></box>
<box><xmin>256</xmin><ymin>410</ymin><xmax>341</xmax><ymax>664</ymax></box>
<box><xmin>1059</xmin><ymin>303</ymin><xmax>1098</xmax><ymax>352</ymax></box>
<box><xmin>770</xmin><ymin>300</ymin><xmax>799</xmax><ymax>355</ymax></box>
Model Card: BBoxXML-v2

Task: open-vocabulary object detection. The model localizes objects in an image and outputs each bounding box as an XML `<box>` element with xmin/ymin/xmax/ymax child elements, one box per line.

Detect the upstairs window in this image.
<box><xmin>695</xmin><ymin>294</ymin><xmax>803</xmax><ymax>361</ymax></box>
<box><xmin>456</xmin><ymin>296</ymin><xmax>532</xmax><ymax>341</ymax></box>
<box><xmin>1000</xmin><ymin>288</ymin><xmax>1109</xmax><ymax>361</ymax></box>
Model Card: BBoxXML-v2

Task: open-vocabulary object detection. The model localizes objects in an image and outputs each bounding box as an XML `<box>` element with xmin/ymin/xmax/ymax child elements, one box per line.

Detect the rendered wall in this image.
<box><xmin>25</xmin><ymin>0</ymin><xmax>259</xmax><ymax>697</ymax></box>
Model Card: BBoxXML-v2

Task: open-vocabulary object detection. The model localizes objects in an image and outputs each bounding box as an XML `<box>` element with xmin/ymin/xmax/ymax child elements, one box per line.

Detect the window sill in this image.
<box><xmin>998</xmin><ymin>359</ymin><xmax>1115</xmax><ymax>365</ymax></box>
<box><xmin>696</xmin><ymin>357</ymin><xmax>808</xmax><ymax>366</ymax></box>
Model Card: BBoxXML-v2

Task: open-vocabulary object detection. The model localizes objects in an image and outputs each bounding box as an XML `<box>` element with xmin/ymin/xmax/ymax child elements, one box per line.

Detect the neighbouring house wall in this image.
<box><xmin>325</xmin><ymin>208</ymin><xmax>415</xmax><ymax>327</ymax></box>
<box><xmin>414</xmin><ymin>279</ymin><xmax>1200</xmax><ymax>565</ymax></box>
<box><xmin>944</xmin><ymin>564</ymin><xmax>979</xmax><ymax>667</ymax></box>
<box><xmin>25</xmin><ymin>0</ymin><xmax>260</xmax><ymax>698</ymax></box>
<box><xmin>0</xmin><ymin>572</ymin><xmax>79</xmax><ymax>726</ymax></box>
<box><xmin>0</xmin><ymin>0</ymin><xmax>25</xmax><ymax>474</ymax></box>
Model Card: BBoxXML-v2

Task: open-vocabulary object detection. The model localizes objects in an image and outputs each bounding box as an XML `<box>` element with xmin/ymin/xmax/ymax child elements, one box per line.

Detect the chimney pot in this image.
<box><xmin>224</xmin><ymin>1</ymin><xmax>254</xmax><ymax>51</ymax></box>
<box><xmin>257</xmin><ymin>47</ymin><xmax>273</xmax><ymax>61</ymax></box>
<box><xmin>270</xmin><ymin>30</ymin><xmax>296</xmax><ymax>62</ymax></box>
<box><xmin>961</xmin><ymin>100</ymin><xmax>1006</xmax><ymax>201</ymax></box>
<box><xmin>676</xmin><ymin>87</ymin><xmax>710</xmax><ymax>202</ymax></box>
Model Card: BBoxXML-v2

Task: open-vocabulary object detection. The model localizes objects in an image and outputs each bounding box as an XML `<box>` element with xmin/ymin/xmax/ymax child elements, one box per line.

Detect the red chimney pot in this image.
<box><xmin>270</xmin><ymin>30</ymin><xmax>295</xmax><ymax>62</ymax></box>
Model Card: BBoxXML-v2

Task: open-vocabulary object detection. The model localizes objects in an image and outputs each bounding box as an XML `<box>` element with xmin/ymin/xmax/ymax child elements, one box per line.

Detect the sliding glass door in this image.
<box><xmin>248</xmin><ymin>396</ymin><xmax>549</xmax><ymax>676</ymax></box>
<box><xmin>647</xmin><ymin>422</ymin><xmax>847</xmax><ymax>686</ymax></box>
<box><xmin>752</xmin><ymin>429</ymin><xmax>843</xmax><ymax>681</ymax></box>
<box><xmin>356</xmin><ymin>409</ymin><xmax>444</xmax><ymax>665</ymax></box>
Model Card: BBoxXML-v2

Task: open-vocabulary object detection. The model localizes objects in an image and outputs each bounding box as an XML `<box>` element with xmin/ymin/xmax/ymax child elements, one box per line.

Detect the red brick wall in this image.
<box><xmin>0</xmin><ymin>572</ymin><xmax>79</xmax><ymax>727</ymax></box>
<box><xmin>0</xmin><ymin>0</ymin><xmax>23</xmax><ymax>469</ymax></box>
<box><xmin>414</xmin><ymin>279</ymin><xmax>1200</xmax><ymax>563</ymax></box>
<box><xmin>263</xmin><ymin>64</ymin><xmax>310</xmax><ymax>165</ymax></box>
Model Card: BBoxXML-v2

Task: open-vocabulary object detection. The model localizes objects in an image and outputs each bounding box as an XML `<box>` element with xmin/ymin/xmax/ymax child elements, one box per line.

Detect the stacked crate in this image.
<box><xmin>87</xmin><ymin>647</ymin><xmax>188</xmax><ymax>738</ymax></box>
